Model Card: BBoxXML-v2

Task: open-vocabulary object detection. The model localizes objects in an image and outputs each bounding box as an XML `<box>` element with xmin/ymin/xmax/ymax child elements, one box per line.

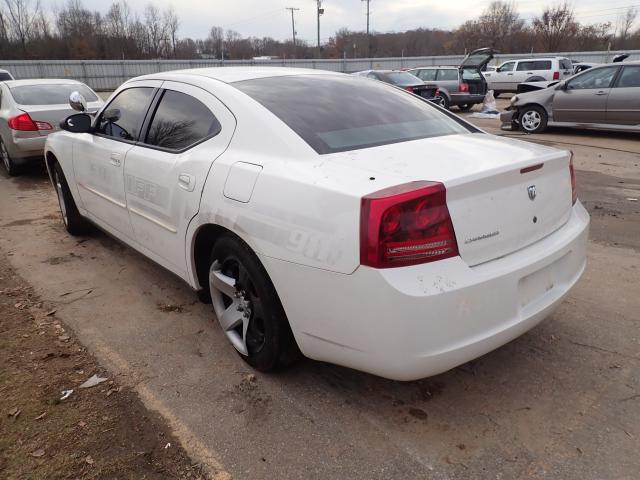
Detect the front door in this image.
<box><xmin>606</xmin><ymin>65</ymin><xmax>640</xmax><ymax>125</ymax></box>
<box><xmin>123</xmin><ymin>81</ymin><xmax>236</xmax><ymax>275</ymax></box>
<box><xmin>487</xmin><ymin>61</ymin><xmax>516</xmax><ymax>91</ymax></box>
<box><xmin>552</xmin><ymin>66</ymin><xmax>619</xmax><ymax>124</ymax></box>
<box><xmin>73</xmin><ymin>84</ymin><xmax>159</xmax><ymax>239</ymax></box>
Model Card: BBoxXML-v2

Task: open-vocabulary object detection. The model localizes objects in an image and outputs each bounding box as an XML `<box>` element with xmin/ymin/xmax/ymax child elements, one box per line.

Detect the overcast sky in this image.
<box><xmin>42</xmin><ymin>0</ymin><xmax>637</xmax><ymax>42</ymax></box>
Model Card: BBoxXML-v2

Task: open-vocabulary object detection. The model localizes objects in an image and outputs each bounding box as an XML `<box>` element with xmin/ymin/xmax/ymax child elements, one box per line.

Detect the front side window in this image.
<box><xmin>144</xmin><ymin>90</ymin><xmax>221</xmax><ymax>150</ymax></box>
<box><xmin>96</xmin><ymin>87</ymin><xmax>154</xmax><ymax>141</ymax></box>
<box><xmin>499</xmin><ymin>62</ymin><xmax>515</xmax><ymax>72</ymax></box>
<box><xmin>234</xmin><ymin>74</ymin><xmax>471</xmax><ymax>154</ymax></box>
<box><xmin>567</xmin><ymin>67</ymin><xmax>618</xmax><ymax>90</ymax></box>
<box><xmin>415</xmin><ymin>69</ymin><xmax>436</xmax><ymax>81</ymax></box>
<box><xmin>615</xmin><ymin>66</ymin><xmax>640</xmax><ymax>88</ymax></box>
<box><xmin>436</xmin><ymin>69</ymin><xmax>458</xmax><ymax>81</ymax></box>
<box><xmin>0</xmin><ymin>72</ymin><xmax>13</xmax><ymax>81</ymax></box>
<box><xmin>9</xmin><ymin>83</ymin><xmax>98</xmax><ymax>105</ymax></box>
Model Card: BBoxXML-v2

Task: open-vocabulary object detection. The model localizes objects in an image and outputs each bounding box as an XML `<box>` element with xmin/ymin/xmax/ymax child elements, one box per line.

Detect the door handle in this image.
<box><xmin>595</xmin><ymin>91</ymin><xmax>607</xmax><ymax>96</ymax></box>
<box><xmin>110</xmin><ymin>152</ymin><xmax>122</xmax><ymax>166</ymax></box>
<box><xmin>178</xmin><ymin>173</ymin><xmax>195</xmax><ymax>192</ymax></box>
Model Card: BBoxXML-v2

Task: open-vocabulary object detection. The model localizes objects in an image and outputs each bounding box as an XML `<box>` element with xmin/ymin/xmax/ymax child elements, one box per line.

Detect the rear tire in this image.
<box><xmin>518</xmin><ymin>105</ymin><xmax>548</xmax><ymax>134</ymax></box>
<box><xmin>208</xmin><ymin>234</ymin><xmax>300</xmax><ymax>371</ymax></box>
<box><xmin>1</xmin><ymin>138</ymin><xmax>20</xmax><ymax>176</ymax></box>
<box><xmin>434</xmin><ymin>94</ymin><xmax>450</xmax><ymax>110</ymax></box>
<box><xmin>52</xmin><ymin>162</ymin><xmax>91</xmax><ymax>235</ymax></box>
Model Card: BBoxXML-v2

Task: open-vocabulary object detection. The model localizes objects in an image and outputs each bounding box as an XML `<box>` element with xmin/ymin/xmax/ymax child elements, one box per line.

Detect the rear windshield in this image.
<box><xmin>234</xmin><ymin>75</ymin><xmax>470</xmax><ymax>154</ymax></box>
<box><xmin>0</xmin><ymin>72</ymin><xmax>12</xmax><ymax>81</ymax></box>
<box><xmin>383</xmin><ymin>71</ymin><xmax>422</xmax><ymax>86</ymax></box>
<box><xmin>9</xmin><ymin>84</ymin><xmax>98</xmax><ymax>105</ymax></box>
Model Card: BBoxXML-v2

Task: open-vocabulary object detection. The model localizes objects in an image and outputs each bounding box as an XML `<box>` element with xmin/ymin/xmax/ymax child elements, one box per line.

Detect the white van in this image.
<box><xmin>483</xmin><ymin>57</ymin><xmax>573</xmax><ymax>96</ymax></box>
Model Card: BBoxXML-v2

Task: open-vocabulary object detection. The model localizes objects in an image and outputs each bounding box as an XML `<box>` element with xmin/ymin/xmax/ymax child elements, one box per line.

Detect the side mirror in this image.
<box><xmin>60</xmin><ymin>113</ymin><xmax>92</xmax><ymax>133</ymax></box>
<box><xmin>69</xmin><ymin>91</ymin><xmax>87</xmax><ymax>112</ymax></box>
<box><xmin>555</xmin><ymin>81</ymin><xmax>567</xmax><ymax>91</ymax></box>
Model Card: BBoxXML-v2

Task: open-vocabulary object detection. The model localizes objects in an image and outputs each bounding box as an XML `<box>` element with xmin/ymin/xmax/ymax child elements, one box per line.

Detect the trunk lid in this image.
<box><xmin>17</xmin><ymin>102</ymin><xmax>102</xmax><ymax>136</ymax></box>
<box><xmin>409</xmin><ymin>84</ymin><xmax>438</xmax><ymax>99</ymax></box>
<box><xmin>327</xmin><ymin>133</ymin><xmax>573</xmax><ymax>266</ymax></box>
<box><xmin>460</xmin><ymin>47</ymin><xmax>495</xmax><ymax>70</ymax></box>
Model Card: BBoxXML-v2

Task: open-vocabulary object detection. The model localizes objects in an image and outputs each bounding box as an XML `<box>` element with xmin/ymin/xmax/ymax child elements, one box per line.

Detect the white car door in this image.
<box><xmin>123</xmin><ymin>82</ymin><xmax>236</xmax><ymax>275</ymax></box>
<box><xmin>485</xmin><ymin>61</ymin><xmax>516</xmax><ymax>91</ymax></box>
<box><xmin>72</xmin><ymin>82</ymin><xmax>160</xmax><ymax>239</ymax></box>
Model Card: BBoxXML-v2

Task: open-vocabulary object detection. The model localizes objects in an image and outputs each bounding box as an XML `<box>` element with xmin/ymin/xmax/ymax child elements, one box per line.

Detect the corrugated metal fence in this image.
<box><xmin>1</xmin><ymin>50</ymin><xmax>638</xmax><ymax>91</ymax></box>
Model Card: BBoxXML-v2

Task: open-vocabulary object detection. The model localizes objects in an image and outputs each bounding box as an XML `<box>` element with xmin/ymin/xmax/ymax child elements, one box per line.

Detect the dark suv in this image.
<box><xmin>409</xmin><ymin>48</ymin><xmax>494</xmax><ymax>111</ymax></box>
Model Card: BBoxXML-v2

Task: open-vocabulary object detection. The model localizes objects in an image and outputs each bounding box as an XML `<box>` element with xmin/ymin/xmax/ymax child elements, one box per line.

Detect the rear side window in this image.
<box><xmin>414</xmin><ymin>69</ymin><xmax>436</xmax><ymax>81</ymax></box>
<box><xmin>436</xmin><ymin>69</ymin><xmax>458</xmax><ymax>81</ymax></box>
<box><xmin>144</xmin><ymin>90</ymin><xmax>221</xmax><ymax>150</ymax></box>
<box><xmin>234</xmin><ymin>75</ymin><xmax>470</xmax><ymax>154</ymax></box>
<box><xmin>616</xmin><ymin>66</ymin><xmax>640</xmax><ymax>88</ymax></box>
<box><xmin>517</xmin><ymin>61</ymin><xmax>552</xmax><ymax>71</ymax></box>
<box><xmin>9</xmin><ymin>83</ymin><xmax>98</xmax><ymax>105</ymax></box>
<box><xmin>96</xmin><ymin>87</ymin><xmax>154</xmax><ymax>141</ymax></box>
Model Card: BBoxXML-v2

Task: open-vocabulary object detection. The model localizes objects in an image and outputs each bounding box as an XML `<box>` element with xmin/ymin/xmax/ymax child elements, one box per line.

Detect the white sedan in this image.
<box><xmin>45</xmin><ymin>67</ymin><xmax>589</xmax><ymax>381</ymax></box>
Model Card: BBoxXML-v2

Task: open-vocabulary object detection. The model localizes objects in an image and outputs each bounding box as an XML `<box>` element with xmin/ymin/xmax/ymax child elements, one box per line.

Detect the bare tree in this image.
<box><xmin>164</xmin><ymin>6</ymin><xmax>179</xmax><ymax>57</ymax></box>
<box><xmin>144</xmin><ymin>4</ymin><xmax>167</xmax><ymax>58</ymax></box>
<box><xmin>3</xmin><ymin>0</ymin><xmax>42</xmax><ymax>55</ymax></box>
<box><xmin>533</xmin><ymin>2</ymin><xmax>579</xmax><ymax>52</ymax></box>
<box><xmin>615</xmin><ymin>6</ymin><xmax>637</xmax><ymax>49</ymax></box>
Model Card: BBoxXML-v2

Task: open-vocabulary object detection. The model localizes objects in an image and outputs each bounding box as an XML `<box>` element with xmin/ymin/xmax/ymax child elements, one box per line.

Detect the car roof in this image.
<box><xmin>135</xmin><ymin>67</ymin><xmax>338</xmax><ymax>84</ymax></box>
<box><xmin>411</xmin><ymin>66</ymin><xmax>457</xmax><ymax>69</ymax></box>
<box><xmin>2</xmin><ymin>79</ymin><xmax>87</xmax><ymax>88</ymax></box>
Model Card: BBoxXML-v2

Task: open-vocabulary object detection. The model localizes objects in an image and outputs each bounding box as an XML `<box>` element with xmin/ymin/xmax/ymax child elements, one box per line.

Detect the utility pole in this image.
<box><xmin>316</xmin><ymin>0</ymin><xmax>324</xmax><ymax>56</ymax></box>
<box><xmin>286</xmin><ymin>7</ymin><xmax>300</xmax><ymax>57</ymax></box>
<box><xmin>362</xmin><ymin>0</ymin><xmax>370</xmax><ymax>57</ymax></box>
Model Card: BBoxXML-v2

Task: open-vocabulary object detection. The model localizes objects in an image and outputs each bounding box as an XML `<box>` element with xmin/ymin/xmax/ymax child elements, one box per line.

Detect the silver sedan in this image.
<box><xmin>0</xmin><ymin>79</ymin><xmax>103</xmax><ymax>175</ymax></box>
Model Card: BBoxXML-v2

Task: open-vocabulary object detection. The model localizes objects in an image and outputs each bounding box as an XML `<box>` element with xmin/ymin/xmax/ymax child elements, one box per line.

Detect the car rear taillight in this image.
<box><xmin>553</xmin><ymin>71</ymin><xmax>560</xmax><ymax>80</ymax></box>
<box><xmin>569</xmin><ymin>153</ymin><xmax>577</xmax><ymax>205</ymax></box>
<box><xmin>459</xmin><ymin>82</ymin><xmax>469</xmax><ymax>93</ymax></box>
<box><xmin>360</xmin><ymin>181</ymin><xmax>459</xmax><ymax>268</ymax></box>
<box><xmin>7</xmin><ymin>112</ymin><xmax>52</xmax><ymax>131</ymax></box>
<box><xmin>404</xmin><ymin>86</ymin><xmax>414</xmax><ymax>93</ymax></box>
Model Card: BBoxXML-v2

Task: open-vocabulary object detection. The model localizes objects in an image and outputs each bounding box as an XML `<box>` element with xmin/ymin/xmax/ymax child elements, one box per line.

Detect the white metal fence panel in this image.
<box><xmin>1</xmin><ymin>50</ymin><xmax>638</xmax><ymax>91</ymax></box>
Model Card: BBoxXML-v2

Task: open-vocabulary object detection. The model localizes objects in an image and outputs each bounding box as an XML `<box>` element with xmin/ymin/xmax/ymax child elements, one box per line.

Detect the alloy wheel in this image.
<box><xmin>54</xmin><ymin>170</ymin><xmax>69</xmax><ymax>226</ymax></box>
<box><xmin>209</xmin><ymin>258</ymin><xmax>266</xmax><ymax>356</ymax></box>
<box><xmin>521</xmin><ymin>110</ymin><xmax>541</xmax><ymax>132</ymax></box>
<box><xmin>0</xmin><ymin>141</ymin><xmax>10</xmax><ymax>172</ymax></box>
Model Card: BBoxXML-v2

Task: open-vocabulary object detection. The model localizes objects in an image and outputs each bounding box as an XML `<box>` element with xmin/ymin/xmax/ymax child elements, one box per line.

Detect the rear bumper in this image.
<box><xmin>450</xmin><ymin>93</ymin><xmax>485</xmax><ymax>105</ymax></box>
<box><xmin>9</xmin><ymin>134</ymin><xmax>46</xmax><ymax>159</ymax></box>
<box><xmin>261</xmin><ymin>202</ymin><xmax>589</xmax><ymax>381</ymax></box>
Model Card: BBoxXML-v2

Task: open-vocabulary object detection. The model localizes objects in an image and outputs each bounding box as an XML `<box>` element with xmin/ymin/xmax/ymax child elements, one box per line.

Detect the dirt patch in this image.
<box><xmin>0</xmin><ymin>260</ymin><xmax>206</xmax><ymax>479</ymax></box>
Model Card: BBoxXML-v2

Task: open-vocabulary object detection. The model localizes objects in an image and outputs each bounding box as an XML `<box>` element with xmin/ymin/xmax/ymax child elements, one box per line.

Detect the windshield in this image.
<box><xmin>383</xmin><ymin>72</ymin><xmax>422</xmax><ymax>86</ymax></box>
<box><xmin>234</xmin><ymin>75</ymin><xmax>471</xmax><ymax>155</ymax></box>
<box><xmin>9</xmin><ymin>84</ymin><xmax>98</xmax><ymax>105</ymax></box>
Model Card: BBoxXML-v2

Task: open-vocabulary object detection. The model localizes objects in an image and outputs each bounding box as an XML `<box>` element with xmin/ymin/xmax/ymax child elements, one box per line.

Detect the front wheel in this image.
<box><xmin>208</xmin><ymin>235</ymin><xmax>300</xmax><ymax>371</ymax></box>
<box><xmin>53</xmin><ymin>162</ymin><xmax>91</xmax><ymax>235</ymax></box>
<box><xmin>518</xmin><ymin>105</ymin><xmax>548</xmax><ymax>134</ymax></box>
<box><xmin>1</xmin><ymin>138</ymin><xmax>20</xmax><ymax>176</ymax></box>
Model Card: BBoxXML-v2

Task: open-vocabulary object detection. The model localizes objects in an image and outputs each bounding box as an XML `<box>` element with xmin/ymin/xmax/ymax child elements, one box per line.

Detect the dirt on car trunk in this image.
<box><xmin>0</xmin><ymin>258</ymin><xmax>205</xmax><ymax>479</ymax></box>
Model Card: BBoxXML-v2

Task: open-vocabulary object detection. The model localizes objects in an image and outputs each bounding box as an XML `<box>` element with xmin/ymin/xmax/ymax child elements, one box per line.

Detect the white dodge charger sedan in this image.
<box><xmin>45</xmin><ymin>67</ymin><xmax>589</xmax><ymax>381</ymax></box>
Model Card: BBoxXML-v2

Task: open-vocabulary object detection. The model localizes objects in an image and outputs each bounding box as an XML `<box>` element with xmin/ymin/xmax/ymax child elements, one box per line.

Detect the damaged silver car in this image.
<box><xmin>501</xmin><ymin>62</ymin><xmax>640</xmax><ymax>134</ymax></box>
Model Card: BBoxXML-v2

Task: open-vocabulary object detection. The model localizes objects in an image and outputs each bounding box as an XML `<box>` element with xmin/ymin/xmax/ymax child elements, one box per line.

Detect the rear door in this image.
<box><xmin>435</xmin><ymin>69</ymin><xmax>460</xmax><ymax>93</ymax></box>
<box><xmin>73</xmin><ymin>83</ymin><xmax>159</xmax><ymax>239</ymax></box>
<box><xmin>606</xmin><ymin>65</ymin><xmax>640</xmax><ymax>125</ymax></box>
<box><xmin>553</xmin><ymin>66</ymin><xmax>619</xmax><ymax>123</ymax></box>
<box><xmin>123</xmin><ymin>81</ymin><xmax>236</xmax><ymax>274</ymax></box>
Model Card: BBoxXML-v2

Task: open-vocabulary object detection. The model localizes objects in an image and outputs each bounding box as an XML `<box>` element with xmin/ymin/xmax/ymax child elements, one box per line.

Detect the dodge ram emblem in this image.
<box><xmin>528</xmin><ymin>185</ymin><xmax>537</xmax><ymax>201</ymax></box>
